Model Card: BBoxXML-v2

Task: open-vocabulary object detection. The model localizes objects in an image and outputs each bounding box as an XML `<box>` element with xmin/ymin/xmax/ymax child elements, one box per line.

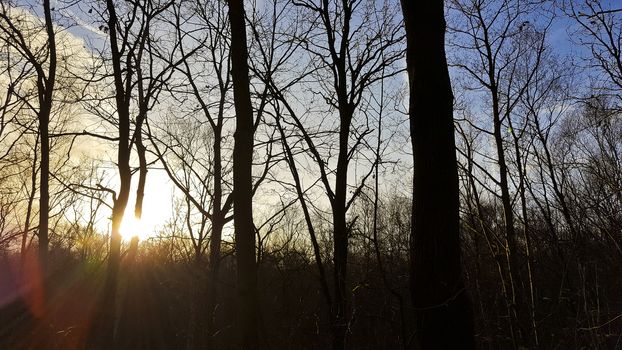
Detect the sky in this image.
<box><xmin>5</xmin><ymin>0</ymin><xmax>620</xmax><ymax>242</ymax></box>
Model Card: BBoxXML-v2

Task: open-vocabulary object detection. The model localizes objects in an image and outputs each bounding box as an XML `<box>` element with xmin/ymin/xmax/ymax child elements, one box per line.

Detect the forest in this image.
<box><xmin>0</xmin><ymin>0</ymin><xmax>621</xmax><ymax>349</ymax></box>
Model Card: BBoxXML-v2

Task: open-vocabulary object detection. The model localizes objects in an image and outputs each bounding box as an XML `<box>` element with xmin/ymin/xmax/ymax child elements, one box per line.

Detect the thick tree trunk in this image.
<box><xmin>401</xmin><ymin>1</ymin><xmax>475</xmax><ymax>348</ymax></box>
<box><xmin>228</xmin><ymin>0</ymin><xmax>259</xmax><ymax>347</ymax></box>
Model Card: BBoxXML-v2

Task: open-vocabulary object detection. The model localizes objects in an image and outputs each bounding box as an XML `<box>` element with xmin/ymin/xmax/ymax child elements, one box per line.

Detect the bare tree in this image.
<box><xmin>85</xmin><ymin>0</ymin><xmax>180</xmax><ymax>346</ymax></box>
<box><xmin>0</xmin><ymin>0</ymin><xmax>57</xmax><ymax>271</ymax></box>
<box><xmin>567</xmin><ymin>1</ymin><xmax>622</xmax><ymax>110</ymax></box>
<box><xmin>448</xmin><ymin>0</ymin><xmax>555</xmax><ymax>345</ymax></box>
<box><xmin>253</xmin><ymin>1</ymin><xmax>404</xmax><ymax>347</ymax></box>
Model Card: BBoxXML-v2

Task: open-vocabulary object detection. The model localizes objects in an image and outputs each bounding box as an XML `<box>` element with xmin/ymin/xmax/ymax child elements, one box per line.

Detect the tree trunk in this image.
<box><xmin>401</xmin><ymin>1</ymin><xmax>475</xmax><ymax>348</ymax></box>
<box><xmin>21</xmin><ymin>136</ymin><xmax>39</xmax><ymax>264</ymax></box>
<box><xmin>38</xmin><ymin>105</ymin><xmax>49</xmax><ymax>271</ymax></box>
<box><xmin>491</xmin><ymin>77</ymin><xmax>527</xmax><ymax>349</ymax></box>
<box><xmin>331</xmin><ymin>206</ymin><xmax>348</xmax><ymax>350</ymax></box>
<box><xmin>134</xmin><ymin>130</ymin><xmax>147</xmax><ymax>220</ymax></box>
<box><xmin>329</xmin><ymin>21</ymin><xmax>355</xmax><ymax>347</ymax></box>
<box><xmin>88</xmin><ymin>0</ymin><xmax>133</xmax><ymax>347</ymax></box>
<box><xmin>228</xmin><ymin>0</ymin><xmax>259</xmax><ymax>347</ymax></box>
<box><xmin>37</xmin><ymin>0</ymin><xmax>57</xmax><ymax>275</ymax></box>
<box><xmin>202</xmin><ymin>217</ymin><xmax>223</xmax><ymax>349</ymax></box>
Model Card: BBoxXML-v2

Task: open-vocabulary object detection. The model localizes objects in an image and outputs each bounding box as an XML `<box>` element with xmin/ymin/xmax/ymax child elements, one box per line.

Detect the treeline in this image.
<box><xmin>0</xmin><ymin>0</ymin><xmax>621</xmax><ymax>349</ymax></box>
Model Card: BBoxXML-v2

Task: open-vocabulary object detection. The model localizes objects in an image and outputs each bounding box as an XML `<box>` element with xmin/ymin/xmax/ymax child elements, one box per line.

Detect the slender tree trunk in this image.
<box><xmin>509</xmin><ymin>123</ymin><xmax>539</xmax><ymax>347</ymax></box>
<box><xmin>331</xmin><ymin>205</ymin><xmax>348</xmax><ymax>350</ymax></box>
<box><xmin>203</xmin><ymin>217</ymin><xmax>223</xmax><ymax>349</ymax></box>
<box><xmin>94</xmin><ymin>146</ymin><xmax>131</xmax><ymax>350</ymax></box>
<box><xmin>228</xmin><ymin>0</ymin><xmax>259</xmax><ymax>347</ymax></box>
<box><xmin>37</xmin><ymin>0</ymin><xmax>57</xmax><ymax>274</ymax></box>
<box><xmin>92</xmin><ymin>175</ymin><xmax>129</xmax><ymax>349</ymax></box>
<box><xmin>491</xmin><ymin>87</ymin><xmax>527</xmax><ymax>349</ymax></box>
<box><xmin>371</xmin><ymin>99</ymin><xmax>407</xmax><ymax>349</ymax></box>
<box><xmin>401</xmin><ymin>1</ymin><xmax>475</xmax><ymax>348</ymax></box>
<box><xmin>134</xmin><ymin>131</ymin><xmax>147</xmax><ymax>220</ymax></box>
<box><xmin>533</xmin><ymin>115</ymin><xmax>577</xmax><ymax>238</ymax></box>
<box><xmin>464</xmin><ymin>137</ymin><xmax>517</xmax><ymax>342</ymax></box>
<box><xmin>21</xmin><ymin>136</ymin><xmax>39</xmax><ymax>264</ymax></box>
<box><xmin>205</xmin><ymin>123</ymin><xmax>224</xmax><ymax>345</ymax></box>
<box><xmin>199</xmin><ymin>123</ymin><xmax>226</xmax><ymax>350</ymax></box>
<box><xmin>38</xmin><ymin>106</ymin><xmax>49</xmax><ymax>269</ymax></box>
<box><xmin>276</xmin><ymin>117</ymin><xmax>332</xmax><ymax>312</ymax></box>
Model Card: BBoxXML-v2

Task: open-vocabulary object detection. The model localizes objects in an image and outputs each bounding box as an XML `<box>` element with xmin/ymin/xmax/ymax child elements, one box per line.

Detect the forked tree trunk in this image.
<box><xmin>88</xmin><ymin>0</ymin><xmax>133</xmax><ymax>347</ymax></box>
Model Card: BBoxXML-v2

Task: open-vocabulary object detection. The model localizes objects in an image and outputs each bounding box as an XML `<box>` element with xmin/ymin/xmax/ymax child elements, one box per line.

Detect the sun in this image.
<box><xmin>111</xmin><ymin>171</ymin><xmax>172</xmax><ymax>242</ymax></box>
<box><xmin>119</xmin><ymin>214</ymin><xmax>153</xmax><ymax>242</ymax></box>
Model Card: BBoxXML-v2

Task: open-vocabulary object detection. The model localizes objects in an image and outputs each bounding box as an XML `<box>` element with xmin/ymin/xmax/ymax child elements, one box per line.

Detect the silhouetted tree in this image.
<box><xmin>228</xmin><ymin>0</ymin><xmax>259</xmax><ymax>347</ymax></box>
<box><xmin>0</xmin><ymin>0</ymin><xmax>57</xmax><ymax>271</ymax></box>
<box><xmin>88</xmin><ymin>0</ymin><xmax>134</xmax><ymax>346</ymax></box>
<box><xmin>400</xmin><ymin>1</ymin><xmax>475</xmax><ymax>348</ymax></box>
<box><xmin>261</xmin><ymin>1</ymin><xmax>403</xmax><ymax>347</ymax></box>
<box><xmin>449</xmin><ymin>0</ymin><xmax>554</xmax><ymax>345</ymax></box>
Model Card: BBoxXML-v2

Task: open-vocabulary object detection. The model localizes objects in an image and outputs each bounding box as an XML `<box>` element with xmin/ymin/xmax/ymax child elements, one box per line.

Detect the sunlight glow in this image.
<box><xmin>119</xmin><ymin>215</ymin><xmax>153</xmax><ymax>242</ymax></box>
